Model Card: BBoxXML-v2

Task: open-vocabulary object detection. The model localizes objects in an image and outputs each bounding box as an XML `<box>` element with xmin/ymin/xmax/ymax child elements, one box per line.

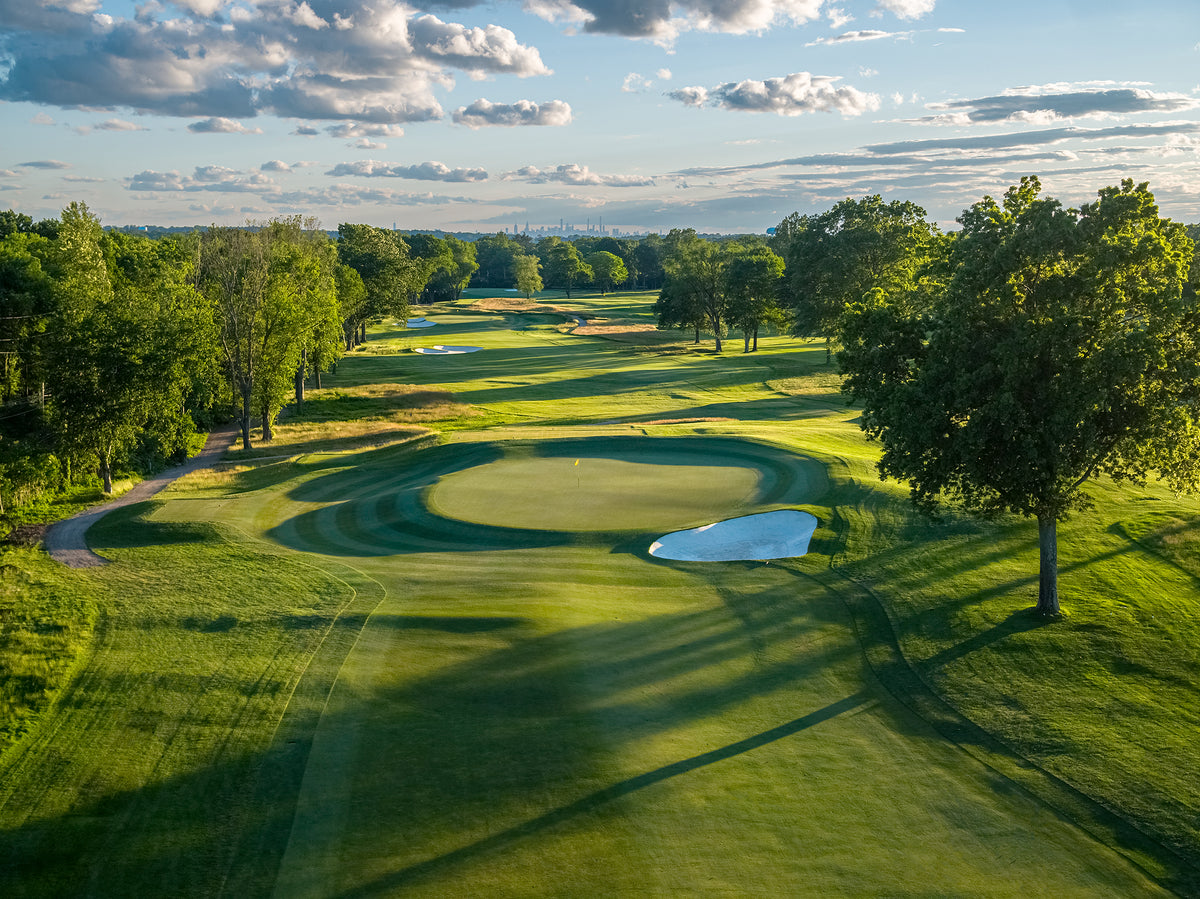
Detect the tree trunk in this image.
<box><xmin>753</xmin><ymin>326</ymin><xmax>759</xmax><ymax>352</ymax></box>
<box><xmin>240</xmin><ymin>389</ymin><xmax>252</xmax><ymax>450</ymax></box>
<box><xmin>825</xmin><ymin>337</ymin><xmax>832</xmax><ymax>364</ymax></box>
<box><xmin>1037</xmin><ymin>514</ymin><xmax>1060</xmax><ymax>616</ymax></box>
<box><xmin>99</xmin><ymin>456</ymin><xmax>113</xmax><ymax>494</ymax></box>
<box><xmin>693</xmin><ymin>325</ymin><xmax>700</xmax><ymax>344</ymax></box>
<box><xmin>360</xmin><ymin>322</ymin><xmax>367</xmax><ymax>345</ymax></box>
<box><xmin>261</xmin><ymin>401</ymin><xmax>273</xmax><ymax>442</ymax></box>
<box><xmin>743</xmin><ymin>332</ymin><xmax>750</xmax><ymax>353</ymax></box>
<box><xmin>315</xmin><ymin>367</ymin><xmax>322</xmax><ymax>389</ymax></box>
<box><xmin>294</xmin><ymin>348</ymin><xmax>306</xmax><ymax>408</ymax></box>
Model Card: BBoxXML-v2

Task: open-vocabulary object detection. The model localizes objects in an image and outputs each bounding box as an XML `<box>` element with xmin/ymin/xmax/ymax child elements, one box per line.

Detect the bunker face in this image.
<box><xmin>649</xmin><ymin>510</ymin><xmax>818</xmax><ymax>561</ymax></box>
<box><xmin>413</xmin><ymin>345</ymin><xmax>482</xmax><ymax>355</ymax></box>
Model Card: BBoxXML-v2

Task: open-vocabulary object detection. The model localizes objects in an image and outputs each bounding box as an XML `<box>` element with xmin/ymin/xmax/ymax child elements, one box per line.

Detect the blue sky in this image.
<box><xmin>1</xmin><ymin>0</ymin><xmax>1198</xmax><ymax>233</ymax></box>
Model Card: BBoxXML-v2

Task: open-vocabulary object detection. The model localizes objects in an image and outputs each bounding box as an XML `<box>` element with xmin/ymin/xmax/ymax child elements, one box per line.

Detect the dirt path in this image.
<box><xmin>44</xmin><ymin>425</ymin><xmax>240</xmax><ymax>569</ymax></box>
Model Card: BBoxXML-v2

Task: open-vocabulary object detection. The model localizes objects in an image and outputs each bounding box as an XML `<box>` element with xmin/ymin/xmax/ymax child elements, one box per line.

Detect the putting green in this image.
<box><xmin>429</xmin><ymin>457</ymin><xmax>761</xmax><ymax>531</ymax></box>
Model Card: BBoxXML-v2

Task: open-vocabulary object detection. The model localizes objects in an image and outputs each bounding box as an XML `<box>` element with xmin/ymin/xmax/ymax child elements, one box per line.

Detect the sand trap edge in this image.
<box><xmin>649</xmin><ymin>509</ymin><xmax>818</xmax><ymax>562</ymax></box>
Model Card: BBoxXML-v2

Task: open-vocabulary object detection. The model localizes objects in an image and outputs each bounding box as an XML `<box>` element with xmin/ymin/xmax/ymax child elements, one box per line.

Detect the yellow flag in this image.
<box><xmin>574</xmin><ymin>459</ymin><xmax>579</xmax><ymax>466</ymax></box>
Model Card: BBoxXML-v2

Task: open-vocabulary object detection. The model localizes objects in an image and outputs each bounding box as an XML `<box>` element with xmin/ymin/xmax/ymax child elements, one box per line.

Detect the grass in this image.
<box><xmin>0</xmin><ymin>291</ymin><xmax>1197</xmax><ymax>896</ymax></box>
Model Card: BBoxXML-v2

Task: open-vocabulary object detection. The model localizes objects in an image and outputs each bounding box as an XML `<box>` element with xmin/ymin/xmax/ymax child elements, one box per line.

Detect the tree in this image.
<box><xmin>586</xmin><ymin>251</ymin><xmax>628</xmax><ymax>295</ymax></box>
<box><xmin>658</xmin><ymin>229</ymin><xmax>729</xmax><ymax>351</ymax></box>
<box><xmin>514</xmin><ymin>254</ymin><xmax>543</xmax><ymax>298</ymax></box>
<box><xmin>197</xmin><ymin>225</ymin><xmax>270</xmax><ymax>450</ymax></box>
<box><xmin>777</xmin><ymin>195</ymin><xmax>941</xmax><ymax>361</ymax></box>
<box><xmin>725</xmin><ymin>244</ymin><xmax>785</xmax><ymax>352</ymax></box>
<box><xmin>472</xmin><ymin>233</ymin><xmax>524</xmax><ymax>287</ymax></box>
<box><xmin>50</xmin><ymin>211</ymin><xmax>211</xmax><ymax>491</ymax></box>
<box><xmin>336</xmin><ymin>224</ymin><xmax>424</xmax><ymax>347</ymax></box>
<box><xmin>542</xmin><ymin>240</ymin><xmax>592</xmax><ymax>298</ymax></box>
<box><xmin>840</xmin><ymin>178</ymin><xmax>1200</xmax><ymax>616</ymax></box>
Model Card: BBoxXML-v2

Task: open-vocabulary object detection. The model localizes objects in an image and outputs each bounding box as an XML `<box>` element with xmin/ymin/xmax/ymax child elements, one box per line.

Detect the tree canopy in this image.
<box><xmin>776</xmin><ymin>195</ymin><xmax>942</xmax><ymax>361</ymax></box>
<box><xmin>840</xmin><ymin>178</ymin><xmax>1200</xmax><ymax>615</ymax></box>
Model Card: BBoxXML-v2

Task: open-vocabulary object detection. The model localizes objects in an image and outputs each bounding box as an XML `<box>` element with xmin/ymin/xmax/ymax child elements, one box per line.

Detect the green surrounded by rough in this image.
<box><xmin>1</xmin><ymin>292</ymin><xmax>1198</xmax><ymax>896</ymax></box>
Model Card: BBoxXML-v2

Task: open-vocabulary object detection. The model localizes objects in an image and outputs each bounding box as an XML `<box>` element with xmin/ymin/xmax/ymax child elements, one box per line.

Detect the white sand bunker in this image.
<box><xmin>649</xmin><ymin>510</ymin><xmax>818</xmax><ymax>562</ymax></box>
<box><xmin>406</xmin><ymin>318</ymin><xmax>437</xmax><ymax>328</ymax></box>
<box><xmin>413</xmin><ymin>345</ymin><xmax>482</xmax><ymax>355</ymax></box>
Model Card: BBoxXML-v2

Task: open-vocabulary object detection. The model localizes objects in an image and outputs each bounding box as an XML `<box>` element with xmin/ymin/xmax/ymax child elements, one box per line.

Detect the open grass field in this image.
<box><xmin>2</xmin><ymin>290</ymin><xmax>1199</xmax><ymax>896</ymax></box>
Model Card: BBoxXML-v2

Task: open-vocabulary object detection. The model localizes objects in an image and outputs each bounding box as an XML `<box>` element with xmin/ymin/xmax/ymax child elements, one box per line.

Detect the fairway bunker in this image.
<box><xmin>649</xmin><ymin>509</ymin><xmax>818</xmax><ymax>562</ymax></box>
<box><xmin>413</xmin><ymin>345</ymin><xmax>482</xmax><ymax>355</ymax></box>
<box><xmin>405</xmin><ymin>318</ymin><xmax>437</xmax><ymax>328</ymax></box>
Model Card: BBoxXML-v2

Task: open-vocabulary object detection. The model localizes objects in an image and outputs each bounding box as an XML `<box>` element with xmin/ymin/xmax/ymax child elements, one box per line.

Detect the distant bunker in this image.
<box><xmin>425</xmin><ymin>438</ymin><xmax>825</xmax><ymax>554</ymax></box>
<box><xmin>413</xmin><ymin>346</ymin><xmax>482</xmax><ymax>355</ymax></box>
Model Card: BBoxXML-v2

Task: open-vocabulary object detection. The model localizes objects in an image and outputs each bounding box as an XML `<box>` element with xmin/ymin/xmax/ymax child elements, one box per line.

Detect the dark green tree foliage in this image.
<box><xmin>657</xmin><ymin>229</ymin><xmax>730</xmax><ymax>351</ymax></box>
<box><xmin>633</xmin><ymin>234</ymin><xmax>666</xmax><ymax>290</ymax></box>
<box><xmin>427</xmin><ymin>235</ymin><xmax>478</xmax><ymax>302</ymax></box>
<box><xmin>0</xmin><ymin>233</ymin><xmax>54</xmax><ymax>401</ymax></box>
<box><xmin>336</xmin><ymin>224</ymin><xmax>424</xmax><ymax>347</ymax></box>
<box><xmin>725</xmin><ymin>245</ymin><xmax>785</xmax><ymax>352</ymax></box>
<box><xmin>197</xmin><ymin>225</ymin><xmax>269</xmax><ymax>450</ymax></box>
<box><xmin>541</xmin><ymin>239</ymin><xmax>592</xmax><ymax>297</ymax></box>
<box><xmin>777</xmin><ymin>195</ymin><xmax>941</xmax><ymax>361</ymax></box>
<box><xmin>840</xmin><ymin>178</ymin><xmax>1200</xmax><ymax>615</ymax></box>
<box><xmin>49</xmin><ymin>206</ymin><xmax>211</xmax><ymax>492</ymax></box>
<box><xmin>586</xmin><ymin>251</ymin><xmax>627</xmax><ymax>295</ymax></box>
<box><xmin>472</xmin><ymin>233</ymin><xmax>525</xmax><ymax>288</ymax></box>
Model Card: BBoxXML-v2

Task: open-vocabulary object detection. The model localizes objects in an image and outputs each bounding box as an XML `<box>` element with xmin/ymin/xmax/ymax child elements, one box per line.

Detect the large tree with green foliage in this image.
<box><xmin>840</xmin><ymin>178</ymin><xmax>1200</xmax><ymax>616</ymax></box>
<box><xmin>336</xmin><ymin>224</ymin><xmax>424</xmax><ymax>347</ymax></box>
<box><xmin>50</xmin><ymin>208</ymin><xmax>212</xmax><ymax>491</ymax></box>
<box><xmin>542</xmin><ymin>239</ymin><xmax>592</xmax><ymax>298</ymax></box>
<box><xmin>657</xmin><ymin>229</ymin><xmax>730</xmax><ymax>351</ymax></box>
<box><xmin>725</xmin><ymin>244</ymin><xmax>785</xmax><ymax>352</ymax></box>
<box><xmin>514</xmin><ymin>253</ymin><xmax>542</xmax><ymax>298</ymax></box>
<box><xmin>777</xmin><ymin>195</ymin><xmax>942</xmax><ymax>361</ymax></box>
<box><xmin>586</xmin><ymin>251</ymin><xmax>628</xmax><ymax>295</ymax></box>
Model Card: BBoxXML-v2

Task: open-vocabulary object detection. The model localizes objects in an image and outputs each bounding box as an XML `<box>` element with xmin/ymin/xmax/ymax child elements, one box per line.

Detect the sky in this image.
<box><xmin>1</xmin><ymin>0</ymin><xmax>1198</xmax><ymax>234</ymax></box>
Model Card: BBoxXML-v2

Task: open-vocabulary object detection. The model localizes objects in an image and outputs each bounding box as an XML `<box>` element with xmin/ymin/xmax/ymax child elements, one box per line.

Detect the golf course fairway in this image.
<box><xmin>0</xmin><ymin>291</ymin><xmax>1193</xmax><ymax>897</ymax></box>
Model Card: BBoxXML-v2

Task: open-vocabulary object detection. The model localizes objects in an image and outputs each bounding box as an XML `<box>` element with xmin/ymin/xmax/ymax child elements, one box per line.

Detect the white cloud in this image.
<box><xmin>188</xmin><ymin>117</ymin><xmax>263</xmax><ymax>134</ymax></box>
<box><xmin>670</xmin><ymin>72</ymin><xmax>879</xmax><ymax>117</ymax></box>
<box><xmin>656</xmin><ymin>68</ymin><xmax>673</xmax><ymax>81</ymax></box>
<box><xmin>261</xmin><ymin>160</ymin><xmax>292</xmax><ymax>172</ymax></box>
<box><xmin>452</xmin><ymin>98</ymin><xmax>573</xmax><ymax>128</ymax></box>
<box><xmin>876</xmin><ymin>0</ymin><xmax>936</xmax><ymax>18</ymax></box>
<box><xmin>622</xmin><ymin>73</ymin><xmax>652</xmax><ymax>93</ymax></box>
<box><xmin>95</xmin><ymin>118</ymin><xmax>146</xmax><ymax>131</ymax></box>
<box><xmin>0</xmin><ymin>2</ymin><xmax>548</xmax><ymax>125</ymax></box>
<box><xmin>325</xmin><ymin>160</ymin><xmax>489</xmax><ymax>182</ymax></box>
<box><xmin>506</xmin><ymin>163</ymin><xmax>654</xmax><ymax>187</ymax></box>
<box><xmin>826</xmin><ymin>6</ymin><xmax>853</xmax><ymax>28</ymax></box>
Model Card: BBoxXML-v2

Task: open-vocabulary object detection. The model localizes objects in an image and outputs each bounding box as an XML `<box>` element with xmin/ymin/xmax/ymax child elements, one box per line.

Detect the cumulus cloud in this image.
<box><xmin>325</xmin><ymin>123</ymin><xmax>407</xmax><ymax>140</ymax></box>
<box><xmin>452</xmin><ymin>99</ymin><xmax>573</xmax><ymax>128</ymax></box>
<box><xmin>0</xmin><ymin>3</ymin><xmax>548</xmax><ymax>124</ymax></box>
<box><xmin>916</xmin><ymin>85</ymin><xmax>1200</xmax><ymax>126</ymax></box>
<box><xmin>126</xmin><ymin>165</ymin><xmax>275</xmax><ymax>192</ymax></box>
<box><xmin>622</xmin><ymin>73</ymin><xmax>653</xmax><ymax>93</ymax></box>
<box><xmin>519</xmin><ymin>0</ymin><xmax>830</xmax><ymax>42</ymax></box>
<box><xmin>95</xmin><ymin>118</ymin><xmax>147</xmax><ymax>131</ymax></box>
<box><xmin>325</xmin><ymin>160</ymin><xmax>488</xmax><ymax>182</ymax></box>
<box><xmin>506</xmin><ymin>163</ymin><xmax>653</xmax><ymax>187</ymax></box>
<box><xmin>188</xmin><ymin>117</ymin><xmax>263</xmax><ymax>134</ymax></box>
<box><xmin>261</xmin><ymin>160</ymin><xmax>292</xmax><ymax>172</ymax></box>
<box><xmin>669</xmin><ymin>72</ymin><xmax>879</xmax><ymax>116</ymax></box>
